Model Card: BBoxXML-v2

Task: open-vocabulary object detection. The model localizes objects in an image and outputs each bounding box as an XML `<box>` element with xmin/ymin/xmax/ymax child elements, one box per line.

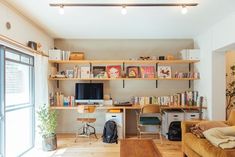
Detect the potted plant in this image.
<box><xmin>37</xmin><ymin>104</ymin><xmax>57</xmax><ymax>151</ymax></box>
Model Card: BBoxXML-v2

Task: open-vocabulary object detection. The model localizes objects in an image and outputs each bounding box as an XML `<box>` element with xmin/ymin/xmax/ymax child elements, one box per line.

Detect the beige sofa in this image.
<box><xmin>181</xmin><ymin>110</ymin><xmax>235</xmax><ymax>157</ymax></box>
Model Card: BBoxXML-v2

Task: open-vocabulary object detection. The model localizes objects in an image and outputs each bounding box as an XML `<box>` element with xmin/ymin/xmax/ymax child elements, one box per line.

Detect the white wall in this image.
<box><xmin>54</xmin><ymin>39</ymin><xmax>194</xmax><ymax>133</ymax></box>
<box><xmin>0</xmin><ymin>1</ymin><xmax>53</xmax><ymax>53</ymax></box>
<box><xmin>194</xmin><ymin>12</ymin><xmax>235</xmax><ymax>120</ymax></box>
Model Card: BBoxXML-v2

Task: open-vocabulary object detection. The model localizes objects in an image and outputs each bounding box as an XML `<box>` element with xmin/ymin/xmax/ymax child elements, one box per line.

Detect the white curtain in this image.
<box><xmin>34</xmin><ymin>54</ymin><xmax>49</xmax><ymax>148</ymax></box>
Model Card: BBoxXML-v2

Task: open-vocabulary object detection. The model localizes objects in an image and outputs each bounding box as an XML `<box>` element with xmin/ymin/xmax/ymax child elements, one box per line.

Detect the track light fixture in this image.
<box><xmin>50</xmin><ymin>3</ymin><xmax>198</xmax><ymax>15</ymax></box>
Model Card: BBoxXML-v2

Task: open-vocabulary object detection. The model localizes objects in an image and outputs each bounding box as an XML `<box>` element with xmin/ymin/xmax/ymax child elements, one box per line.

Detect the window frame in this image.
<box><xmin>0</xmin><ymin>45</ymin><xmax>35</xmax><ymax>157</ymax></box>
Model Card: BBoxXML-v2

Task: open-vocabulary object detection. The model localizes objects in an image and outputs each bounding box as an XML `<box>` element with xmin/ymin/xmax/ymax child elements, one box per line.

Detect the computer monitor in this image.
<box><xmin>75</xmin><ymin>83</ymin><xmax>104</xmax><ymax>104</ymax></box>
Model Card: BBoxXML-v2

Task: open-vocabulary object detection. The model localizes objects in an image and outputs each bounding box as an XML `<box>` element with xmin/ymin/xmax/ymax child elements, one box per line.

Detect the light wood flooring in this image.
<box><xmin>23</xmin><ymin>134</ymin><xmax>182</xmax><ymax>157</ymax></box>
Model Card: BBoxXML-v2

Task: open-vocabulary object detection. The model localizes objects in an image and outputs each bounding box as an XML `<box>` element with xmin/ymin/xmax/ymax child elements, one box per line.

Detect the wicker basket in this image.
<box><xmin>69</xmin><ymin>52</ymin><xmax>84</xmax><ymax>60</ymax></box>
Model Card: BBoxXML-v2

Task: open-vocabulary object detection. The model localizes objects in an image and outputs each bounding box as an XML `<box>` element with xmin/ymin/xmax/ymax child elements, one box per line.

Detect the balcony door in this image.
<box><xmin>0</xmin><ymin>45</ymin><xmax>35</xmax><ymax>157</ymax></box>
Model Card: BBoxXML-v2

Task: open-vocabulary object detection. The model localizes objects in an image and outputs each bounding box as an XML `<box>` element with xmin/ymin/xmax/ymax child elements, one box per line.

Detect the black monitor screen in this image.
<box><xmin>75</xmin><ymin>83</ymin><xmax>103</xmax><ymax>100</ymax></box>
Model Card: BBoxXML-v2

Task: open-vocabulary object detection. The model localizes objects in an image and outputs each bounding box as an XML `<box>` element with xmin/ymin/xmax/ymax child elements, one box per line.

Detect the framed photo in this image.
<box><xmin>126</xmin><ymin>66</ymin><xmax>140</xmax><ymax>78</ymax></box>
<box><xmin>158</xmin><ymin>66</ymin><xmax>171</xmax><ymax>78</ymax></box>
<box><xmin>66</xmin><ymin>69</ymin><xmax>74</xmax><ymax>78</ymax></box>
<box><xmin>107</xmin><ymin>65</ymin><xmax>121</xmax><ymax>78</ymax></box>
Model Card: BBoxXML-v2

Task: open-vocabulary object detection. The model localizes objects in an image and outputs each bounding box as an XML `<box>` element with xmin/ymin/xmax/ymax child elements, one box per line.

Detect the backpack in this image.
<box><xmin>168</xmin><ymin>121</ymin><xmax>182</xmax><ymax>141</ymax></box>
<box><xmin>102</xmin><ymin>120</ymin><xmax>118</xmax><ymax>144</ymax></box>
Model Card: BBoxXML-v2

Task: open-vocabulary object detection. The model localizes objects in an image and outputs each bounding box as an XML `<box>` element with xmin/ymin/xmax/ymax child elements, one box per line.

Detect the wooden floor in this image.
<box><xmin>23</xmin><ymin>134</ymin><xmax>182</xmax><ymax>157</ymax></box>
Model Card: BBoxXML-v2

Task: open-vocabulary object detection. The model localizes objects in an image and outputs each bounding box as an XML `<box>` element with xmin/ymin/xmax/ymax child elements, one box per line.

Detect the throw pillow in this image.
<box><xmin>190</xmin><ymin>121</ymin><xmax>228</xmax><ymax>138</ymax></box>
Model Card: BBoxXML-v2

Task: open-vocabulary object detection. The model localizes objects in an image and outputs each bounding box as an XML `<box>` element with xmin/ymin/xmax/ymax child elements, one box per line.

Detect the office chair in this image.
<box><xmin>75</xmin><ymin>105</ymin><xmax>98</xmax><ymax>143</ymax></box>
<box><xmin>136</xmin><ymin>104</ymin><xmax>162</xmax><ymax>143</ymax></box>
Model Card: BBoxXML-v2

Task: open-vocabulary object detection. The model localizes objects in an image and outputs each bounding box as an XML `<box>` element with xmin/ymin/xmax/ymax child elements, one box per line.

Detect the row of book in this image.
<box><xmin>52</xmin><ymin>65</ymin><xmax>200</xmax><ymax>79</ymax></box>
<box><xmin>132</xmin><ymin>91</ymin><xmax>199</xmax><ymax>106</ymax></box>
<box><xmin>174</xmin><ymin>72</ymin><xmax>200</xmax><ymax>79</ymax></box>
<box><xmin>49</xmin><ymin>92</ymin><xmax>75</xmax><ymax>107</ymax></box>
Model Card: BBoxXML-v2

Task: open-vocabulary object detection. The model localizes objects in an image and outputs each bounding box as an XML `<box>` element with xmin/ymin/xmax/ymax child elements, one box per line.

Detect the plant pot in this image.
<box><xmin>42</xmin><ymin>133</ymin><xmax>57</xmax><ymax>151</ymax></box>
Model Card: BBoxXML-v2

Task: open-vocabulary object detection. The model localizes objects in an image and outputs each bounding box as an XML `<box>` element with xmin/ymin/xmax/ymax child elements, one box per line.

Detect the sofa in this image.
<box><xmin>181</xmin><ymin>110</ymin><xmax>235</xmax><ymax>157</ymax></box>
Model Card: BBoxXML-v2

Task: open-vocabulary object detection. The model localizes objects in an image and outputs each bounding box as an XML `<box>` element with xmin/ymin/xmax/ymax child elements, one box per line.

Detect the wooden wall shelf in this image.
<box><xmin>48</xmin><ymin>59</ymin><xmax>200</xmax><ymax>64</ymax></box>
<box><xmin>49</xmin><ymin>77</ymin><xmax>199</xmax><ymax>81</ymax></box>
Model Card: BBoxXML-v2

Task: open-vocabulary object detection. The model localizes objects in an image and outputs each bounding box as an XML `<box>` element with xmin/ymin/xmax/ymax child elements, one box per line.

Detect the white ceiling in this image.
<box><xmin>4</xmin><ymin>0</ymin><xmax>235</xmax><ymax>39</ymax></box>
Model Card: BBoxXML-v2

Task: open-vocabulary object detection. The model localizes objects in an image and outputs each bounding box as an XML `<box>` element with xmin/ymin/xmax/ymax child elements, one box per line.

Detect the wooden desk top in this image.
<box><xmin>50</xmin><ymin>105</ymin><xmax>206</xmax><ymax>110</ymax></box>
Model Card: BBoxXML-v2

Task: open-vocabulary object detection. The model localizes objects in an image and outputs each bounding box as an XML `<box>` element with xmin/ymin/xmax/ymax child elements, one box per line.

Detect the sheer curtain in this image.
<box><xmin>34</xmin><ymin>54</ymin><xmax>49</xmax><ymax>148</ymax></box>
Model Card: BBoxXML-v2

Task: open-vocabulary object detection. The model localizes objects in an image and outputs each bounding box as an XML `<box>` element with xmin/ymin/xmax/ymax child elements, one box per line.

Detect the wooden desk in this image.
<box><xmin>50</xmin><ymin>105</ymin><xmax>206</xmax><ymax>139</ymax></box>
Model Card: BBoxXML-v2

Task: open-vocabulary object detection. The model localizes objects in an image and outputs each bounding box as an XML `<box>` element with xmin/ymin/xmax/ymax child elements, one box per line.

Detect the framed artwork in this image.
<box><xmin>107</xmin><ymin>65</ymin><xmax>121</xmax><ymax>78</ymax></box>
<box><xmin>140</xmin><ymin>66</ymin><xmax>155</xmax><ymax>78</ymax></box>
<box><xmin>158</xmin><ymin>66</ymin><xmax>171</xmax><ymax>78</ymax></box>
<box><xmin>126</xmin><ymin>66</ymin><xmax>140</xmax><ymax>78</ymax></box>
<box><xmin>93</xmin><ymin>66</ymin><xmax>106</xmax><ymax>78</ymax></box>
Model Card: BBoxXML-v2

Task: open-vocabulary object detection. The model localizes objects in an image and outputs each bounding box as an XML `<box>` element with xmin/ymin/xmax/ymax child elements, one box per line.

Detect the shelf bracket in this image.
<box><xmin>189</xmin><ymin>63</ymin><xmax>191</xmax><ymax>89</ymax></box>
<box><xmin>56</xmin><ymin>80</ymin><xmax>59</xmax><ymax>88</ymax></box>
<box><xmin>123</xmin><ymin>62</ymin><xmax>125</xmax><ymax>88</ymax></box>
<box><xmin>156</xmin><ymin>63</ymin><xmax>158</xmax><ymax>88</ymax></box>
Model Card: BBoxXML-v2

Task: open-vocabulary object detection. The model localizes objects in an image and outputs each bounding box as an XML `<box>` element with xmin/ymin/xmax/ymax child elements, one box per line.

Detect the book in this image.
<box><xmin>80</xmin><ymin>66</ymin><xmax>90</xmax><ymax>78</ymax></box>
<box><xmin>107</xmin><ymin>65</ymin><xmax>121</xmax><ymax>78</ymax></box>
<box><xmin>126</xmin><ymin>66</ymin><xmax>140</xmax><ymax>78</ymax></box>
<box><xmin>158</xmin><ymin>66</ymin><xmax>171</xmax><ymax>78</ymax></box>
<box><xmin>140</xmin><ymin>66</ymin><xmax>155</xmax><ymax>78</ymax></box>
<box><xmin>93</xmin><ymin>66</ymin><xmax>106</xmax><ymax>78</ymax></box>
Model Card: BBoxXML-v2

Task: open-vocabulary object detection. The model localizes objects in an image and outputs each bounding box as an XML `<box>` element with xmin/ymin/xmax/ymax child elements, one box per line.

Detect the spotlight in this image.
<box><xmin>181</xmin><ymin>5</ymin><xmax>188</xmax><ymax>14</ymax></box>
<box><xmin>59</xmin><ymin>5</ymin><xmax>64</xmax><ymax>15</ymax></box>
<box><xmin>121</xmin><ymin>6</ymin><xmax>127</xmax><ymax>15</ymax></box>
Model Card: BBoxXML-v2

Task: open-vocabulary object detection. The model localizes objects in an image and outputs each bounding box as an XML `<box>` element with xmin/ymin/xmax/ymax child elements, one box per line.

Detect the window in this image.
<box><xmin>0</xmin><ymin>46</ymin><xmax>35</xmax><ymax>157</ymax></box>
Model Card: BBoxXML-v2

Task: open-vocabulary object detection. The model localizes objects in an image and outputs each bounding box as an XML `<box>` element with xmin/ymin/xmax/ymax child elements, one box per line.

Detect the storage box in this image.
<box><xmin>180</xmin><ymin>49</ymin><xmax>200</xmax><ymax>60</ymax></box>
<box><xmin>69</xmin><ymin>52</ymin><xmax>84</xmax><ymax>60</ymax></box>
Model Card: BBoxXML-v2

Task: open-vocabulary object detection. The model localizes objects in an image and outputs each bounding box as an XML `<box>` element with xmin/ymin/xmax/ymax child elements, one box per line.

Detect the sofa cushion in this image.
<box><xmin>184</xmin><ymin>133</ymin><xmax>235</xmax><ymax>157</ymax></box>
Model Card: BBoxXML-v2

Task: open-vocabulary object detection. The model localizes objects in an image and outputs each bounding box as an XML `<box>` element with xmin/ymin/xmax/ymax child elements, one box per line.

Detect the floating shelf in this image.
<box><xmin>48</xmin><ymin>59</ymin><xmax>200</xmax><ymax>64</ymax></box>
<box><xmin>48</xmin><ymin>77</ymin><xmax>199</xmax><ymax>81</ymax></box>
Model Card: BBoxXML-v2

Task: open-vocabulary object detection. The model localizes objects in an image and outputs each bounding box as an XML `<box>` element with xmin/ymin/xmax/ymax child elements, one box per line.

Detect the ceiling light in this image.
<box><xmin>181</xmin><ymin>6</ymin><xmax>188</xmax><ymax>14</ymax></box>
<box><xmin>59</xmin><ymin>5</ymin><xmax>64</xmax><ymax>15</ymax></box>
<box><xmin>121</xmin><ymin>6</ymin><xmax>127</xmax><ymax>15</ymax></box>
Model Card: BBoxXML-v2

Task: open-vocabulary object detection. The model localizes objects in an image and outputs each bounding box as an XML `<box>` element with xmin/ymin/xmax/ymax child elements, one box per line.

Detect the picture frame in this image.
<box><xmin>66</xmin><ymin>69</ymin><xmax>74</xmax><ymax>78</ymax></box>
<box><xmin>93</xmin><ymin>66</ymin><xmax>106</xmax><ymax>78</ymax></box>
<box><xmin>158</xmin><ymin>66</ymin><xmax>171</xmax><ymax>78</ymax></box>
<box><xmin>126</xmin><ymin>66</ymin><xmax>140</xmax><ymax>78</ymax></box>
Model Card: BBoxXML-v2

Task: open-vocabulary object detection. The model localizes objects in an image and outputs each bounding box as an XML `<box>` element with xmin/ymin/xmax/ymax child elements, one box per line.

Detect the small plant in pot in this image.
<box><xmin>37</xmin><ymin>104</ymin><xmax>57</xmax><ymax>151</ymax></box>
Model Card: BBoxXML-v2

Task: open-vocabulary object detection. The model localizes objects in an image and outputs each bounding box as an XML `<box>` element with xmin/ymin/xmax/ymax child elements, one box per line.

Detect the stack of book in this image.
<box><xmin>174</xmin><ymin>72</ymin><xmax>200</xmax><ymax>79</ymax></box>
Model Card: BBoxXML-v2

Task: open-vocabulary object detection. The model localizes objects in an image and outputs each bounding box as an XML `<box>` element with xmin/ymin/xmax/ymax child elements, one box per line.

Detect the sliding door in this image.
<box><xmin>0</xmin><ymin>46</ymin><xmax>35</xmax><ymax>157</ymax></box>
